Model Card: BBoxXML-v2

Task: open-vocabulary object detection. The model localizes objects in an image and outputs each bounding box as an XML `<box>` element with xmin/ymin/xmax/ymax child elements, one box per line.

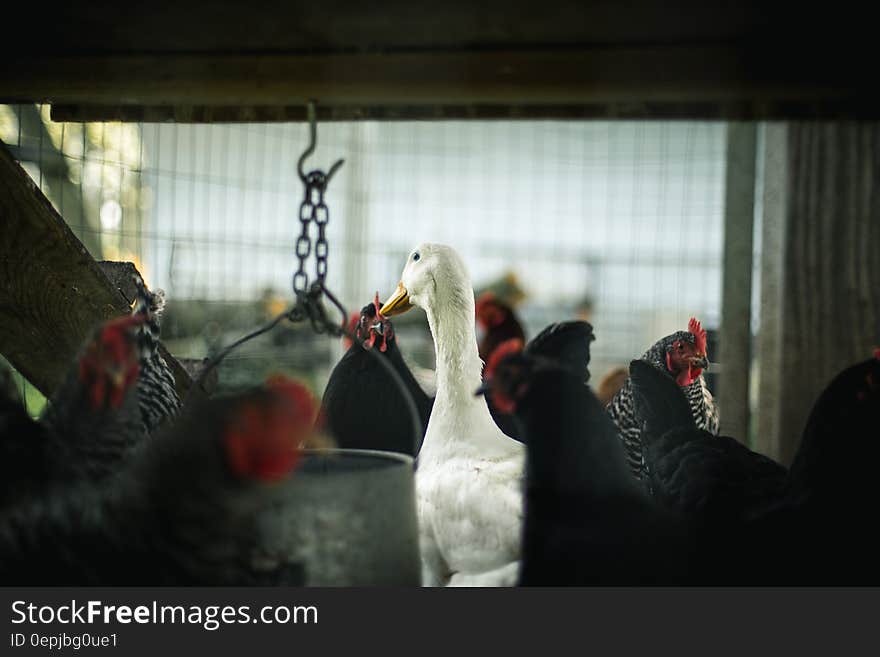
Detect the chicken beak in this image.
<box><xmin>380</xmin><ymin>282</ymin><xmax>413</xmax><ymax>317</ymax></box>
<box><xmin>693</xmin><ymin>355</ymin><xmax>709</xmax><ymax>370</ymax></box>
<box><xmin>108</xmin><ymin>366</ymin><xmax>128</xmax><ymax>388</ymax></box>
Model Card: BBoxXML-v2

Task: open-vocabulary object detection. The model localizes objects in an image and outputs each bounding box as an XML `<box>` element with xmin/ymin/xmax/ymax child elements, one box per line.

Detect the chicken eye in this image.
<box><xmin>412</xmin><ymin>252</ymin><xmax>421</xmax><ymax>262</ymax></box>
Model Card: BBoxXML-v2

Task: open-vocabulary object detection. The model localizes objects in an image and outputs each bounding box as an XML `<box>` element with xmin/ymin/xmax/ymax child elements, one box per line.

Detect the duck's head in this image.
<box><xmin>380</xmin><ymin>243</ymin><xmax>472</xmax><ymax>317</ymax></box>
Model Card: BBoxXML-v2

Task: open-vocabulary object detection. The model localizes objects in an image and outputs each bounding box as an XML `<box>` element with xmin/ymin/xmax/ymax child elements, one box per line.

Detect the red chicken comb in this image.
<box><xmin>475</xmin><ymin>291</ymin><xmax>497</xmax><ymax>314</ymax></box>
<box><xmin>79</xmin><ymin>313</ymin><xmax>147</xmax><ymax>408</ymax></box>
<box><xmin>688</xmin><ymin>317</ymin><xmax>707</xmax><ymax>354</ymax></box>
<box><xmin>372</xmin><ymin>291</ymin><xmax>387</xmax><ymax>320</ymax></box>
<box><xmin>266</xmin><ymin>374</ymin><xmax>318</xmax><ymax>426</ymax></box>
<box><xmin>484</xmin><ymin>337</ymin><xmax>525</xmax><ymax>380</ymax></box>
<box><xmin>224</xmin><ymin>376</ymin><xmax>314</xmax><ymax>483</ymax></box>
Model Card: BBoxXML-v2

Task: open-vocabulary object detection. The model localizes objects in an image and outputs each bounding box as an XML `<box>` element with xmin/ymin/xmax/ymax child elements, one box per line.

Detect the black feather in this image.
<box><xmin>0</xmin><ymin>389</ymin><xmax>306</xmax><ymax>585</ymax></box>
<box><xmin>629</xmin><ymin>359</ymin><xmax>698</xmax><ymax>444</ymax></box>
<box><xmin>630</xmin><ymin>358</ymin><xmax>787</xmax><ymax>522</ymax></box>
<box><xmin>321</xmin><ymin>310</ymin><xmax>432</xmax><ymax>457</ymax></box>
<box><xmin>501</xmin><ymin>356</ymin><xmax>692</xmax><ymax>585</ymax></box>
<box><xmin>524</xmin><ymin>320</ymin><xmax>595</xmax><ymax>383</ymax></box>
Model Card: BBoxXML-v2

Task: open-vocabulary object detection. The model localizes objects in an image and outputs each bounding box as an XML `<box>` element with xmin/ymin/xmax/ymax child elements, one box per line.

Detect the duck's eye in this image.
<box><xmin>412</xmin><ymin>252</ymin><xmax>421</xmax><ymax>262</ymax></box>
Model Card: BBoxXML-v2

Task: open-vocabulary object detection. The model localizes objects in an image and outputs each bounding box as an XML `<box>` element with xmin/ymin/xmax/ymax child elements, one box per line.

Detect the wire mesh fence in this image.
<box><xmin>1</xmin><ymin>104</ymin><xmax>727</xmax><ymax>412</ymax></box>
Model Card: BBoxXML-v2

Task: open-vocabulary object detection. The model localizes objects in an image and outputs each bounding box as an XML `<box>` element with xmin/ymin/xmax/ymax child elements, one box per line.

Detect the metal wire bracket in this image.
<box><xmin>297</xmin><ymin>100</ymin><xmax>345</xmax><ymax>186</ymax></box>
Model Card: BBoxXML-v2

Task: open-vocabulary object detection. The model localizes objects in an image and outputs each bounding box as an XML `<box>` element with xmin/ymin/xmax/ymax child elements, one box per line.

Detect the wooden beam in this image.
<box><xmin>2</xmin><ymin>48</ymin><xmax>825</xmax><ymax>105</ymax></box>
<box><xmin>0</xmin><ymin>140</ymin><xmax>193</xmax><ymax>399</ymax></box>
<box><xmin>2</xmin><ymin>44</ymin><xmax>876</xmax><ymax>121</ymax></box>
<box><xmin>756</xmin><ymin>123</ymin><xmax>880</xmax><ymax>464</ymax></box>
<box><xmin>718</xmin><ymin>122</ymin><xmax>757</xmax><ymax>444</ymax></box>
<box><xmin>3</xmin><ymin>2</ymin><xmax>875</xmax><ymax>119</ymax></box>
<box><xmin>49</xmin><ymin>99</ymin><xmax>880</xmax><ymax>123</ymax></box>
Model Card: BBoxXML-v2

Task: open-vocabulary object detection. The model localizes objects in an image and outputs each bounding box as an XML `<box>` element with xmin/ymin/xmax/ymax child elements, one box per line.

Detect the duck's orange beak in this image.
<box><xmin>380</xmin><ymin>282</ymin><xmax>413</xmax><ymax>317</ymax></box>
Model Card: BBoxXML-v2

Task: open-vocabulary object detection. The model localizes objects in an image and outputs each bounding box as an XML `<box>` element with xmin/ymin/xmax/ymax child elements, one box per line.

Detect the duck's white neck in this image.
<box><xmin>423</xmin><ymin>283</ymin><xmax>484</xmax><ymax>411</ymax></box>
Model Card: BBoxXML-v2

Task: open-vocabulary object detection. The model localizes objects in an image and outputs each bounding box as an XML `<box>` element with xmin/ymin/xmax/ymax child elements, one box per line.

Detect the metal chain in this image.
<box><xmin>197</xmin><ymin>103</ymin><xmax>353</xmax><ymax>386</ymax></box>
<box><xmin>194</xmin><ymin>106</ymin><xmax>421</xmax><ymax>450</ymax></box>
<box><xmin>293</xmin><ymin>170</ymin><xmax>331</xmax><ymax>296</ymax></box>
<box><xmin>292</xmin><ymin>101</ymin><xmax>343</xmax><ymax>297</ymax></box>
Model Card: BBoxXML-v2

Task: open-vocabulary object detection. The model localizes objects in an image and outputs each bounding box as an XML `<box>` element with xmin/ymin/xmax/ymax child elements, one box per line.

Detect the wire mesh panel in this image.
<box><xmin>1</xmin><ymin>105</ymin><xmax>726</xmax><ymax>397</ymax></box>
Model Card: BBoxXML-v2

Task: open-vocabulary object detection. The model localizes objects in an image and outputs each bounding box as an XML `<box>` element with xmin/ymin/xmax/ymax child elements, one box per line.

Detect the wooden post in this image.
<box><xmin>754</xmin><ymin>124</ymin><xmax>788</xmax><ymax>460</ymax></box>
<box><xmin>719</xmin><ymin>122</ymin><xmax>757</xmax><ymax>444</ymax></box>
<box><xmin>0</xmin><ymin>140</ymin><xmax>193</xmax><ymax>399</ymax></box>
<box><xmin>755</xmin><ymin>123</ymin><xmax>880</xmax><ymax>464</ymax></box>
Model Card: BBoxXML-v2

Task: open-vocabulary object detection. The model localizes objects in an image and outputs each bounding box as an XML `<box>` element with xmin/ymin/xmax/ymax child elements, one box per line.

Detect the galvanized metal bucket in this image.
<box><xmin>255</xmin><ymin>448</ymin><xmax>421</xmax><ymax>586</ymax></box>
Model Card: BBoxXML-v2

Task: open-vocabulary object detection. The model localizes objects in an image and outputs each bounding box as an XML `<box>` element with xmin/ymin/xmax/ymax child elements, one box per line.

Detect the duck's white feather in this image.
<box><xmin>397</xmin><ymin>244</ymin><xmax>524</xmax><ymax>587</ymax></box>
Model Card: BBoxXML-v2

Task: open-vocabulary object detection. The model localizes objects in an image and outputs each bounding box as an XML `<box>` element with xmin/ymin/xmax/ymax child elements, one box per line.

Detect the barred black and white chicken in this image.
<box><xmin>38</xmin><ymin>312</ymin><xmax>151</xmax><ymax>484</ymax></box>
<box><xmin>607</xmin><ymin>317</ymin><xmax>718</xmax><ymax>484</ymax></box>
<box><xmin>32</xmin><ymin>278</ymin><xmax>179</xmax><ymax>487</ymax></box>
<box><xmin>131</xmin><ymin>274</ymin><xmax>181</xmax><ymax>434</ymax></box>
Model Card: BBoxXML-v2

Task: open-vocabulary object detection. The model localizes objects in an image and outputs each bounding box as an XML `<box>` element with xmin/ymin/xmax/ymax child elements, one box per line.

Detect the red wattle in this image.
<box><xmin>492</xmin><ymin>392</ymin><xmax>517</xmax><ymax>414</ymax></box>
<box><xmin>91</xmin><ymin>375</ymin><xmax>105</xmax><ymax>409</ymax></box>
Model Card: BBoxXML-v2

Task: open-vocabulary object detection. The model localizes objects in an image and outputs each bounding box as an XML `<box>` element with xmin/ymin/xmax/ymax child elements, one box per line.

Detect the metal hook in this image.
<box><xmin>297</xmin><ymin>100</ymin><xmax>345</xmax><ymax>186</ymax></box>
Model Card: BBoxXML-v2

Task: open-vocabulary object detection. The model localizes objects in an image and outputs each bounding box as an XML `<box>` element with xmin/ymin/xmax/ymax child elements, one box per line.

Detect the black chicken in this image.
<box><xmin>484</xmin><ymin>321</ymin><xmax>595</xmax><ymax>440</ymax></box>
<box><xmin>321</xmin><ymin>294</ymin><xmax>433</xmax><ymax>457</ymax></box>
<box><xmin>481</xmin><ymin>351</ymin><xmax>692</xmax><ymax>585</ymax></box>
<box><xmin>758</xmin><ymin>353</ymin><xmax>880</xmax><ymax>582</ymax></box>
<box><xmin>631</xmin><ymin>353</ymin><xmax>880</xmax><ymax>583</ymax></box>
<box><xmin>0</xmin><ymin>377</ymin><xmax>314</xmax><ymax>585</ymax></box>
<box><xmin>630</xmin><ymin>359</ymin><xmax>788</xmax><ymax>524</ymax></box>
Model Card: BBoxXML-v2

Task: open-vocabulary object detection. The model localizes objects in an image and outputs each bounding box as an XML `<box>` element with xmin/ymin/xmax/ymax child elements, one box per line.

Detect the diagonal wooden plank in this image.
<box><xmin>0</xmin><ymin>139</ymin><xmax>193</xmax><ymax>398</ymax></box>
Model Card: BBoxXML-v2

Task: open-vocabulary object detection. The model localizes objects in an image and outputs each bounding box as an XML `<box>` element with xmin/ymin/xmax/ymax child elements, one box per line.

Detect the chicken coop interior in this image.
<box><xmin>0</xmin><ymin>2</ymin><xmax>878</xmax><ymax>586</ymax></box>
<box><xmin>1</xmin><ymin>112</ymin><xmax>729</xmax><ymax>405</ymax></box>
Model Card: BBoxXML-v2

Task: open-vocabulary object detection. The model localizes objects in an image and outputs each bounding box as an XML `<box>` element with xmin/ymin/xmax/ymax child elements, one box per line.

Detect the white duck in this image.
<box><xmin>380</xmin><ymin>243</ymin><xmax>524</xmax><ymax>587</ymax></box>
